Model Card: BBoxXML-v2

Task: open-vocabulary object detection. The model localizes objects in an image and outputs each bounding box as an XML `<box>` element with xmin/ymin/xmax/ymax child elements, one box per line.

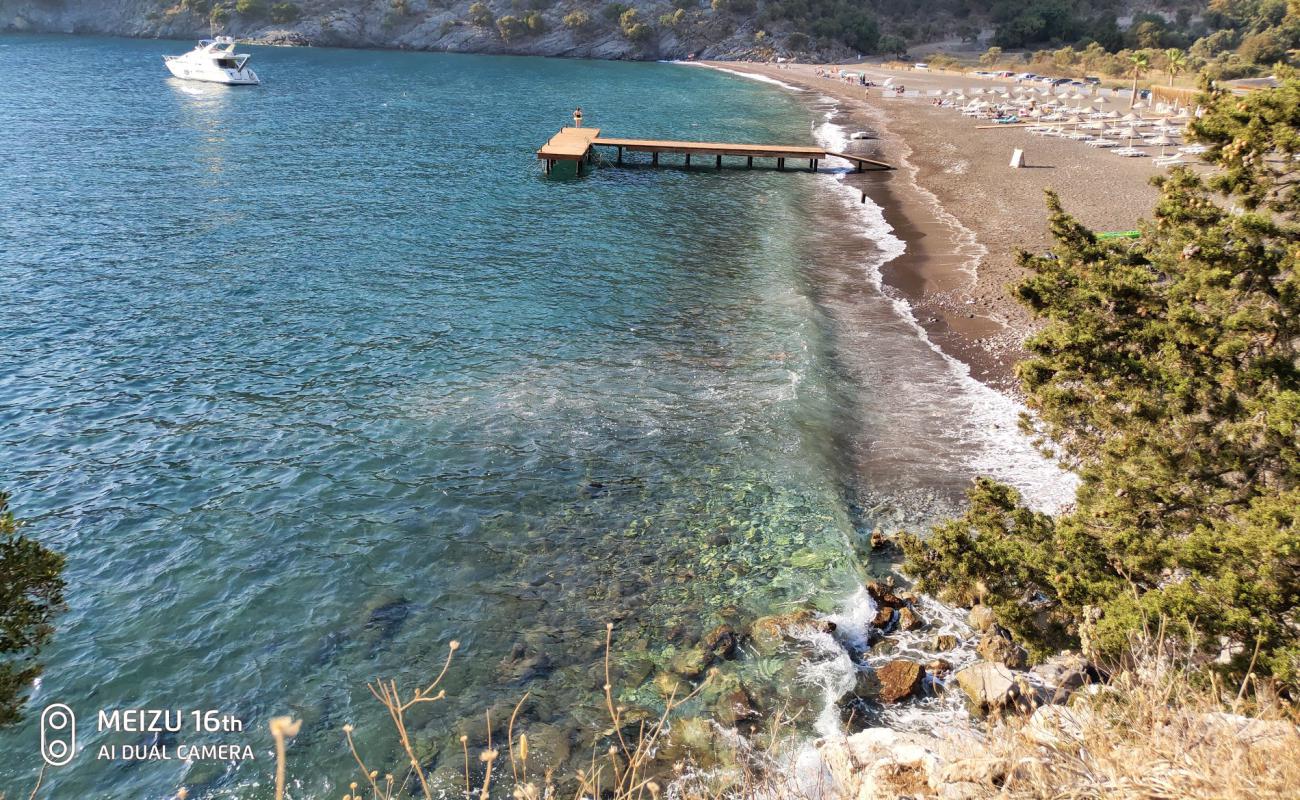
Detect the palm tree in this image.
<box><xmin>1165</xmin><ymin>48</ymin><xmax>1188</xmax><ymax>86</ymax></box>
<box><xmin>1129</xmin><ymin>50</ymin><xmax>1150</xmax><ymax>109</ymax></box>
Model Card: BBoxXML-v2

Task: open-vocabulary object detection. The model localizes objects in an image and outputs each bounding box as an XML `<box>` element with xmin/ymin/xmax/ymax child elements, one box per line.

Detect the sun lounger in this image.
<box><xmin>1112</xmin><ymin>147</ymin><xmax>1149</xmax><ymax>157</ymax></box>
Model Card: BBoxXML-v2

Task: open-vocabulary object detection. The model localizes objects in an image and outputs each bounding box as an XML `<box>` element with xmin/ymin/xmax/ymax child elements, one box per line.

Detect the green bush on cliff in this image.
<box><xmin>904</xmin><ymin>77</ymin><xmax>1300</xmax><ymax>686</ymax></box>
<box><xmin>269</xmin><ymin>1</ymin><xmax>299</xmax><ymax>22</ymax></box>
<box><xmin>563</xmin><ymin>9</ymin><xmax>591</xmax><ymax>29</ymax></box>
<box><xmin>0</xmin><ymin>492</ymin><xmax>67</xmax><ymax>727</ymax></box>
<box><xmin>619</xmin><ymin>8</ymin><xmax>652</xmax><ymax>42</ymax></box>
<box><xmin>468</xmin><ymin>1</ymin><xmax>493</xmax><ymax>27</ymax></box>
<box><xmin>234</xmin><ymin>0</ymin><xmax>265</xmax><ymax>17</ymax></box>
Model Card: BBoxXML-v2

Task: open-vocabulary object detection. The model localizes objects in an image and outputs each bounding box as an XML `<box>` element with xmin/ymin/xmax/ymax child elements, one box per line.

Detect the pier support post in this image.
<box><xmin>685</xmin><ymin>153</ymin><xmax>691</xmax><ymax>168</ymax></box>
<box><xmin>617</xmin><ymin>146</ymin><xmax>623</xmax><ymax>165</ymax></box>
<box><xmin>856</xmin><ymin>161</ymin><xmax>863</xmax><ymax>173</ymax></box>
<box><xmin>652</xmin><ymin>152</ymin><xmax>659</xmax><ymax>166</ymax></box>
<box><xmin>716</xmin><ymin>155</ymin><xmax>722</xmax><ymax>170</ymax></box>
<box><xmin>777</xmin><ymin>158</ymin><xmax>784</xmax><ymax>171</ymax></box>
<box><xmin>810</xmin><ymin>159</ymin><xmax>816</xmax><ymax>172</ymax></box>
<box><xmin>747</xmin><ymin>156</ymin><xmax>753</xmax><ymax>169</ymax></box>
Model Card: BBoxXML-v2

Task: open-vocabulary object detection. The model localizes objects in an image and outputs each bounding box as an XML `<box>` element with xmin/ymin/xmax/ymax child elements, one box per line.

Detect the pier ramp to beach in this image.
<box><xmin>536</xmin><ymin>127</ymin><xmax>892</xmax><ymax>175</ymax></box>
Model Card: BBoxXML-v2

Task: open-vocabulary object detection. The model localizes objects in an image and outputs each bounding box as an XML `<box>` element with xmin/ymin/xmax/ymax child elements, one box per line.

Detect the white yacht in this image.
<box><xmin>164</xmin><ymin>37</ymin><xmax>260</xmax><ymax>85</ymax></box>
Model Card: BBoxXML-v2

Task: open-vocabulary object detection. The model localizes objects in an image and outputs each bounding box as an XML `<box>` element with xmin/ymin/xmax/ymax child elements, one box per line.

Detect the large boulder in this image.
<box><xmin>877</xmin><ymin>660</ymin><xmax>926</xmax><ymax>704</ymax></box>
<box><xmin>976</xmin><ymin>629</ymin><xmax>1028</xmax><ymax>670</ymax></box>
<box><xmin>818</xmin><ymin>727</ymin><xmax>992</xmax><ymax>800</ymax></box>
<box><xmin>954</xmin><ymin>661</ymin><xmax>1021</xmax><ymax>712</ymax></box>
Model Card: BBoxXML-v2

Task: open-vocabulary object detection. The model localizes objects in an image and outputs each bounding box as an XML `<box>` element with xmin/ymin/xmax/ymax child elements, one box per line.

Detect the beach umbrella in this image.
<box><xmin>1104</xmin><ymin>110</ymin><xmax>1121</xmax><ymax>119</ymax></box>
<box><xmin>1121</xmin><ymin>111</ymin><xmax>1139</xmax><ymax>121</ymax></box>
<box><xmin>1094</xmin><ymin>93</ymin><xmax>1109</xmax><ymax>106</ymax></box>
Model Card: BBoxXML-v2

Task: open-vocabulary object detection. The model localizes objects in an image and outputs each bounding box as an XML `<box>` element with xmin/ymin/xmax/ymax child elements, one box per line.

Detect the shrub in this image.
<box><xmin>269</xmin><ymin>1</ymin><xmax>299</xmax><ymax>23</ymax></box>
<box><xmin>523</xmin><ymin>10</ymin><xmax>545</xmax><ymax>33</ymax></box>
<box><xmin>468</xmin><ymin>1</ymin><xmax>493</xmax><ymax>26</ymax></box>
<box><xmin>904</xmin><ymin>81</ymin><xmax>1300</xmax><ymax>684</ymax></box>
<box><xmin>619</xmin><ymin>7</ymin><xmax>652</xmax><ymax>41</ymax></box>
<box><xmin>496</xmin><ymin>13</ymin><xmax>526</xmax><ymax>39</ymax></box>
<box><xmin>658</xmin><ymin>8</ymin><xmax>685</xmax><ymax>28</ymax></box>
<box><xmin>563</xmin><ymin>8</ymin><xmax>590</xmax><ymax>28</ymax></box>
<box><xmin>210</xmin><ymin>5</ymin><xmax>230</xmax><ymax>24</ymax></box>
<box><xmin>601</xmin><ymin>2</ymin><xmax>628</xmax><ymax>22</ymax></box>
<box><xmin>234</xmin><ymin>0</ymin><xmax>265</xmax><ymax>16</ymax></box>
<box><xmin>0</xmin><ymin>493</ymin><xmax>66</xmax><ymax>727</ymax></box>
<box><xmin>711</xmin><ymin>0</ymin><xmax>755</xmax><ymax>13</ymax></box>
<box><xmin>182</xmin><ymin>0</ymin><xmax>212</xmax><ymax>14</ymax></box>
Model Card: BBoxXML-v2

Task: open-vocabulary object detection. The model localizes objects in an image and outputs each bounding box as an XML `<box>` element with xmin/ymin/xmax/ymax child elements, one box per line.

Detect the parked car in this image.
<box><xmin>1084</xmin><ymin>76</ymin><xmax>1102</xmax><ymax>85</ymax></box>
<box><xmin>1050</xmin><ymin>77</ymin><xmax>1073</xmax><ymax>86</ymax></box>
<box><xmin>997</xmin><ymin>71</ymin><xmax>1016</xmax><ymax>78</ymax></box>
<box><xmin>1015</xmin><ymin>72</ymin><xmax>1037</xmax><ymax>80</ymax></box>
<box><xmin>913</xmin><ymin>63</ymin><xmax>929</xmax><ymax>70</ymax></box>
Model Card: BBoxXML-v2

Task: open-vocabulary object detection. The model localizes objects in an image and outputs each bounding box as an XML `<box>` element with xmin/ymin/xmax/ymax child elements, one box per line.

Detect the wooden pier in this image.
<box><xmin>536</xmin><ymin>127</ymin><xmax>892</xmax><ymax>175</ymax></box>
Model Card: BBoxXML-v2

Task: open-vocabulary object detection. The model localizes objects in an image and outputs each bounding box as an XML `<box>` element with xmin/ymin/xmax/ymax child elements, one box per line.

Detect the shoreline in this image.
<box><xmin>699</xmin><ymin>60</ymin><xmax>1163</xmax><ymax>392</ymax></box>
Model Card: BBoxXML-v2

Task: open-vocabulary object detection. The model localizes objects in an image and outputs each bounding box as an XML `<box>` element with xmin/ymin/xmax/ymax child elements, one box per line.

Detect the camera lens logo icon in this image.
<box><xmin>40</xmin><ymin>704</ymin><xmax>76</xmax><ymax>766</ymax></box>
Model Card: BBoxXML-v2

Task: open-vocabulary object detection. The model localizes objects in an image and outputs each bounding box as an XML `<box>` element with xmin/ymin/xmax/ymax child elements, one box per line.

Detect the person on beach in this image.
<box><xmin>573</xmin><ymin>107</ymin><xmax>583</xmax><ymax>128</ymax></box>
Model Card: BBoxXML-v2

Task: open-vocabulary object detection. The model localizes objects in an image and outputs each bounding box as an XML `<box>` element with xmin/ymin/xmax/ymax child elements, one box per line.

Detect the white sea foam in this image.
<box><xmin>677</xmin><ymin>61</ymin><xmax>806</xmax><ymax>93</ymax></box>
<box><xmin>811</xmin><ymin>108</ymin><xmax>1076</xmax><ymax>514</ymax></box>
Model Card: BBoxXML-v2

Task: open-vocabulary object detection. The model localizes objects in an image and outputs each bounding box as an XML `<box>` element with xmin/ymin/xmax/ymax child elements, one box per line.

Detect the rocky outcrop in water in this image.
<box><xmin>0</xmin><ymin>0</ymin><xmax>859</xmax><ymax>61</ymax></box>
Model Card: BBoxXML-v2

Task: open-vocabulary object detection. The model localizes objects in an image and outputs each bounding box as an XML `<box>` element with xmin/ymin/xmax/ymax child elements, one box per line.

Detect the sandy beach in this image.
<box><xmin>704</xmin><ymin>61</ymin><xmax>1164</xmax><ymax>389</ymax></box>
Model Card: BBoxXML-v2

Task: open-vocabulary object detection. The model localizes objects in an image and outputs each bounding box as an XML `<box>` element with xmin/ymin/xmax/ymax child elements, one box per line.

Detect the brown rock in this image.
<box><xmin>872</xmin><ymin>606</ymin><xmax>896</xmax><ymax>630</ymax></box>
<box><xmin>750</xmin><ymin>609</ymin><xmax>828</xmax><ymax>654</ymax></box>
<box><xmin>926</xmin><ymin>658</ymin><xmax>954</xmax><ymax>676</ymax></box>
<box><xmin>897</xmin><ymin>606</ymin><xmax>926</xmax><ymax>631</ymax></box>
<box><xmin>976</xmin><ymin>630</ymin><xmax>1028</xmax><ymax>670</ymax></box>
<box><xmin>876</xmin><ymin>659</ymin><xmax>926</xmax><ymax>704</ymax></box>
<box><xmin>867</xmin><ymin>580</ymin><xmax>904</xmax><ymax>609</ymax></box>
<box><xmin>932</xmin><ymin>634</ymin><xmax>960</xmax><ymax>652</ymax></box>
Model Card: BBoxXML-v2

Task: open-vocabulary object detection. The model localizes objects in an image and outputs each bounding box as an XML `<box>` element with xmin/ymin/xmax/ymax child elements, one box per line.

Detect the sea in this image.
<box><xmin>0</xmin><ymin>35</ymin><xmax>1071</xmax><ymax>798</ymax></box>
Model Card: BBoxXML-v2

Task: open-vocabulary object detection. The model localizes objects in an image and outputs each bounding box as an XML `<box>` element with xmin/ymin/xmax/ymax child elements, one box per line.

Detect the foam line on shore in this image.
<box><xmin>810</xmin><ymin>106</ymin><xmax>1076</xmax><ymax>514</ymax></box>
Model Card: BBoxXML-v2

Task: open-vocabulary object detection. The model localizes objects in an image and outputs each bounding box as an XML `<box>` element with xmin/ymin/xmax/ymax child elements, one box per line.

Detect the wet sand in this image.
<box><xmin>702</xmin><ymin>61</ymin><xmax>1163</xmax><ymax>391</ymax></box>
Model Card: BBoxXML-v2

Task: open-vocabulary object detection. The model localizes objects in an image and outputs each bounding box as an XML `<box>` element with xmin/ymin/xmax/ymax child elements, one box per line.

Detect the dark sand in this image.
<box><xmin>703</xmin><ymin>61</ymin><xmax>1164</xmax><ymax>390</ymax></box>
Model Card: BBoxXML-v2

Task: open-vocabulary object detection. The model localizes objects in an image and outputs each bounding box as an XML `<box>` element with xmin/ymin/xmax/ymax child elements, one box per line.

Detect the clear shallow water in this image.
<box><xmin>0</xmin><ymin>36</ymin><xmax>1069</xmax><ymax>799</ymax></box>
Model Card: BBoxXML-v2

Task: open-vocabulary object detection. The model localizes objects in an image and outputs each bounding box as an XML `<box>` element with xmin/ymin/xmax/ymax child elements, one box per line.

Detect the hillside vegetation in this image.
<box><xmin>0</xmin><ymin>0</ymin><xmax>1295</xmax><ymax>72</ymax></box>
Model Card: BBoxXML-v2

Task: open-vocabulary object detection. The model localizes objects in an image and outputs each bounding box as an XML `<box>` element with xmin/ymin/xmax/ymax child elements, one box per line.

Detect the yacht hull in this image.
<box><xmin>164</xmin><ymin>58</ymin><xmax>260</xmax><ymax>85</ymax></box>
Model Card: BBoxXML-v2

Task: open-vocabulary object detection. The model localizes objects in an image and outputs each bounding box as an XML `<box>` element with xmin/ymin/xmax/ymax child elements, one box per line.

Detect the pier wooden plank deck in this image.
<box><xmin>536</xmin><ymin>128</ymin><xmax>892</xmax><ymax>175</ymax></box>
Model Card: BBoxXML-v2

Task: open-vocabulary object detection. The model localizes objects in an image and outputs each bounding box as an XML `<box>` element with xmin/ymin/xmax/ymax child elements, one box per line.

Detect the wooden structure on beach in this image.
<box><xmin>536</xmin><ymin>127</ymin><xmax>893</xmax><ymax>175</ymax></box>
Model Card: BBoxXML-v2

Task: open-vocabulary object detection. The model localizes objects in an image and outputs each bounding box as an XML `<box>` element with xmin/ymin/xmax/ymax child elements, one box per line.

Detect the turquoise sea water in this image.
<box><xmin>0</xmin><ymin>35</ymin><xmax>1073</xmax><ymax>799</ymax></box>
<box><xmin>0</xmin><ymin>35</ymin><xmax>877</xmax><ymax>798</ymax></box>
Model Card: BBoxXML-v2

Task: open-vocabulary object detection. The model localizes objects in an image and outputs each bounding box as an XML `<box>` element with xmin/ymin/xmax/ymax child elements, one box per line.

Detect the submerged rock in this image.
<box><xmin>750</xmin><ymin>609</ymin><xmax>831</xmax><ymax>654</ymax></box>
<box><xmin>876</xmin><ymin>660</ymin><xmax>926</xmax><ymax>704</ymax></box>
<box><xmin>701</xmin><ymin>624</ymin><xmax>738</xmax><ymax>661</ymax></box>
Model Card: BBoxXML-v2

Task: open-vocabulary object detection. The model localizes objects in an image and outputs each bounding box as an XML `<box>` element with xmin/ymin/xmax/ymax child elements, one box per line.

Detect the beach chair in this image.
<box><xmin>1112</xmin><ymin>147</ymin><xmax>1149</xmax><ymax>157</ymax></box>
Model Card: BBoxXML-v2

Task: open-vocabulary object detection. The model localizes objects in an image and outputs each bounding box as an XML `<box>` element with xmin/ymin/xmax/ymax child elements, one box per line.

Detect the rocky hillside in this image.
<box><xmin>0</xmin><ymin>0</ymin><xmax>868</xmax><ymax>60</ymax></box>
